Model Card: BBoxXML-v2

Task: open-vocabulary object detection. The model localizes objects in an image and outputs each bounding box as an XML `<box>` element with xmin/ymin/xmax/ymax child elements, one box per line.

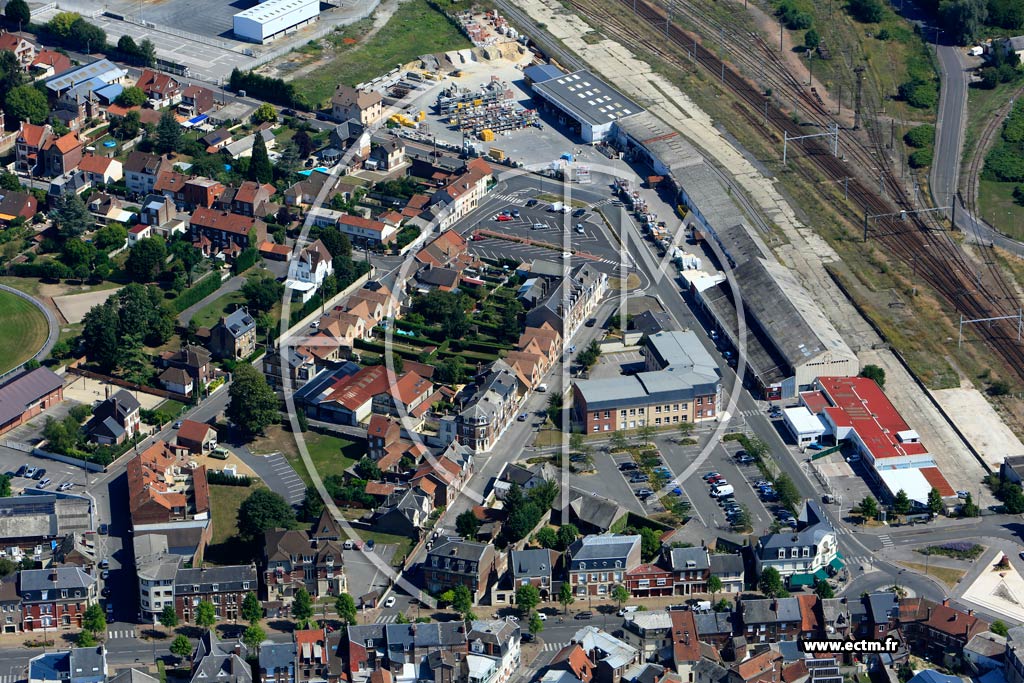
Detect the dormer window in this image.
<box><xmin>778</xmin><ymin>550</ymin><xmax>785</xmax><ymax>559</ymax></box>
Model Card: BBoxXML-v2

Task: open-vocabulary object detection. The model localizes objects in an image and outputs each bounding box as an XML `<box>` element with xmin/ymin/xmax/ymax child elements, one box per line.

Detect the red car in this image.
<box><xmin>708</xmin><ymin>475</ymin><xmax>724</xmax><ymax>484</ymax></box>
<box><xmin>495</xmin><ymin>215</ymin><xmax>512</xmax><ymax>222</ymax></box>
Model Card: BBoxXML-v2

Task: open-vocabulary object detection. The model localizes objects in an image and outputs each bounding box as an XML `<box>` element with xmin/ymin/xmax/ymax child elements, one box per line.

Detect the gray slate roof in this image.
<box><xmin>668</xmin><ymin>547</ymin><xmax>710</xmax><ymax>571</ymax></box>
<box><xmin>258</xmin><ymin>643</ymin><xmax>295</xmax><ymax>673</ymax></box>
<box><xmin>510</xmin><ymin>548</ymin><xmax>555</xmax><ymax>580</ymax></box>
<box><xmin>219</xmin><ymin>308</ymin><xmax>255</xmax><ymax>339</ymax></box>
<box><xmin>174</xmin><ymin>564</ymin><xmax>257</xmax><ymax>593</ymax></box>
<box><xmin>567</xmin><ymin>534</ymin><xmax>639</xmax><ymax>570</ymax></box>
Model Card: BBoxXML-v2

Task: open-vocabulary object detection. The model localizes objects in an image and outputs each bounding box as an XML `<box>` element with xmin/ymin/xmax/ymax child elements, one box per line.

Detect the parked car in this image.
<box><xmin>573</xmin><ymin>208</ymin><xmax>586</xmax><ymax>217</ymax></box>
<box><xmin>57</xmin><ymin>482</ymin><xmax>74</xmax><ymax>492</ymax></box>
<box><xmin>495</xmin><ymin>214</ymin><xmax>512</xmax><ymax>222</ymax></box>
<box><xmin>532</xmin><ymin>222</ymin><xmax>544</xmax><ymax>230</ymax></box>
<box><xmin>585</xmin><ymin>318</ymin><xmax>597</xmax><ymax>327</ymax></box>
<box><xmin>15</xmin><ymin>465</ymin><xmax>27</xmax><ymax>478</ymax></box>
<box><xmin>736</xmin><ymin>455</ymin><xmax>755</xmax><ymax>464</ymax></box>
<box><xmin>522</xmin><ymin>632</ymin><xmax>535</xmax><ymax>643</ymax></box>
<box><xmin>619</xmin><ymin>462</ymin><xmax>638</xmax><ymax>471</ymax></box>
<box><xmin>636</xmin><ymin>488</ymin><xmax>654</xmax><ymax>497</ymax></box>
<box><xmin>702</xmin><ymin>472</ymin><xmax>720</xmax><ymax>481</ymax></box>
<box><xmin>512</xmin><ymin>209</ymin><xmax>520</xmax><ymax>218</ymax></box>
<box><xmin>537</xmin><ymin>384</ymin><xmax>548</xmax><ymax>392</ymax></box>
<box><xmin>384</xmin><ymin>596</ymin><xmax>396</xmax><ymax>608</ymax></box>
<box><xmin>101</xmin><ymin>569</ymin><xmax>110</xmax><ymax>580</ymax></box>
<box><xmin>99</xmin><ymin>559</ymin><xmax>110</xmax><ymax>569</ymax></box>
<box><xmin>526</xmin><ymin>198</ymin><xmax>538</xmax><ymax>207</ymax></box>
<box><xmin>32</xmin><ymin>469</ymin><xmax>45</xmax><ymax>480</ymax></box>
<box><xmin>518</xmin><ymin>413</ymin><xmax>528</xmax><ymax>422</ymax></box>
<box><xmin>574</xmin><ymin>611</ymin><xmax>593</xmax><ymax>620</ymax></box>
<box><xmin>98</xmin><ymin>523</ymin><xmax>109</xmax><ymax>535</ymax></box>
<box><xmin>36</xmin><ymin>478</ymin><xmax>51</xmax><ymax>489</ymax></box>
<box><xmin>569</xmin><ymin>454</ymin><xmax>587</xmax><ymax>462</ymax></box>
<box><xmin>173</xmin><ymin>421</ymin><xmax>183</xmax><ymax>429</ymax></box>
<box><xmin>366</xmin><ymin>539</ymin><xmax>375</xmax><ymax>551</ymax></box>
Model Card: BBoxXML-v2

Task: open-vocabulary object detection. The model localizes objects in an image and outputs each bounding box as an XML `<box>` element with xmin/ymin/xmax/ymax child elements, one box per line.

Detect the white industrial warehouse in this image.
<box><xmin>233</xmin><ymin>0</ymin><xmax>320</xmax><ymax>44</ymax></box>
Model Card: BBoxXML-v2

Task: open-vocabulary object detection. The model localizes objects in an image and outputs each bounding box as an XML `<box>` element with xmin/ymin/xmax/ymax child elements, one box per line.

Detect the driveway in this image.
<box><xmin>234</xmin><ymin>450</ymin><xmax>306</xmax><ymax>506</ymax></box>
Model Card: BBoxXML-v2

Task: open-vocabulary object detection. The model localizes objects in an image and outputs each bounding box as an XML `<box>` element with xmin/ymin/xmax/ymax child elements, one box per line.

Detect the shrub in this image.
<box><xmin>909</xmin><ymin>148</ymin><xmax>933</xmax><ymax>168</ymax></box>
<box><xmin>207</xmin><ymin>470</ymin><xmax>253</xmax><ymax>486</ymax></box>
<box><xmin>171</xmin><ymin>273</ymin><xmax>222</xmax><ymax>313</ymax></box>
<box><xmin>899</xmin><ymin>79</ymin><xmax>938</xmax><ymax>109</ymax></box>
<box><xmin>903</xmin><ymin>124</ymin><xmax>935</xmax><ymax>148</ymax></box>
<box><xmin>848</xmin><ymin>0</ymin><xmax>884</xmax><ymax>23</ymax></box>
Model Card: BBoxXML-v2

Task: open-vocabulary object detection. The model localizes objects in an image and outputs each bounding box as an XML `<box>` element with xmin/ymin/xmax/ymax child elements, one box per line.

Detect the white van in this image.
<box><xmin>618</xmin><ymin>605</ymin><xmax>639</xmax><ymax>616</ymax></box>
<box><xmin>711</xmin><ymin>484</ymin><xmax>735</xmax><ymax>497</ymax></box>
<box><xmin>694</xmin><ymin>600</ymin><xmax>712</xmax><ymax>612</ymax></box>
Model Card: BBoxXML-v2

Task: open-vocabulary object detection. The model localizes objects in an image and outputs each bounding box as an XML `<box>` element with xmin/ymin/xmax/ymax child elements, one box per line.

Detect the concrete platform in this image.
<box><xmin>932</xmin><ymin>386</ymin><xmax>1024</xmax><ymax>470</ymax></box>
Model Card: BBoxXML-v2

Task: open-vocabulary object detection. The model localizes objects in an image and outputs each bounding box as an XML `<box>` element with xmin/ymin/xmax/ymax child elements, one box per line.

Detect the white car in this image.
<box><xmin>384</xmin><ymin>596</ymin><xmax>396</xmax><ymax>608</ymax></box>
<box><xmin>537</xmin><ymin>613</ymin><xmax>547</xmax><ymax>621</ymax></box>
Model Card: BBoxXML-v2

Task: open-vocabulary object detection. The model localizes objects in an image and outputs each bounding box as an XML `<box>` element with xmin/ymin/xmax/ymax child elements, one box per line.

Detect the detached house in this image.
<box><xmin>41</xmin><ymin>132</ymin><xmax>83</xmax><ymax>178</ymax></box>
<box><xmin>158</xmin><ymin>344</ymin><xmax>213</xmax><ymax>397</ymax></box>
<box><xmin>77</xmin><ymin>153</ymin><xmax>122</xmax><ymax>185</ymax></box>
<box><xmin>210</xmin><ymin>307</ymin><xmax>257</xmax><ymax>360</ymax></box>
<box><xmin>136</xmin><ymin>68</ymin><xmax>181</xmax><ymax>107</ymax></box>
<box><xmin>0</xmin><ymin>32</ymin><xmax>36</xmax><ymax>69</ymax></box>
<box><xmin>508</xmin><ymin>548</ymin><xmax>557</xmax><ymax>599</ymax></box>
<box><xmin>373</xmin><ymin>488</ymin><xmax>433</xmax><ymax>540</ymax></box>
<box><xmin>331</xmin><ymin>86</ymin><xmax>383</xmax><ymax>125</ymax></box>
<box><xmin>180</xmin><ymin>85</ymin><xmax>215</xmax><ymax>116</ymax></box>
<box><xmin>85</xmin><ymin>389</ymin><xmax>141</xmax><ymax>445</ymax></box>
<box><xmin>189</xmin><ymin>208</ymin><xmax>266</xmax><ymax>259</ymax></box>
<box><xmin>286</xmin><ymin>239</ymin><xmax>333</xmax><ymax>303</ymax></box>
<box><xmin>0</xmin><ymin>190</ymin><xmax>38</xmax><ymax>225</ymax></box>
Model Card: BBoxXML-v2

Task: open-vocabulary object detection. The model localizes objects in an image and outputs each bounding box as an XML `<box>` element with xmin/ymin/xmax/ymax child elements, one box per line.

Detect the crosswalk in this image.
<box><xmin>542</xmin><ymin>641</ymin><xmax>569</xmax><ymax>652</ymax></box>
<box><xmin>879</xmin><ymin>534</ymin><xmax>894</xmax><ymax>549</ymax></box>
<box><xmin>489</xmin><ymin>193</ymin><xmax>522</xmax><ymax>204</ymax></box>
<box><xmin>375</xmin><ymin>614</ymin><xmax>399</xmax><ymax>624</ymax></box>
<box><xmin>107</xmin><ymin>629</ymin><xmax>137</xmax><ymax>639</ymax></box>
<box><xmin>0</xmin><ymin>674</ymin><xmax>20</xmax><ymax>683</ymax></box>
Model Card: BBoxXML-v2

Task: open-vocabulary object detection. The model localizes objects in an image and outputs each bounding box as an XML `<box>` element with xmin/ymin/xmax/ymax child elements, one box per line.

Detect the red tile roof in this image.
<box><xmin>259</xmin><ymin>241</ymin><xmax>291</xmax><ymax>257</ymax></box>
<box><xmin>670</xmin><ymin>610</ymin><xmax>701</xmax><ymax>664</ymax></box>
<box><xmin>154</xmin><ymin>170</ymin><xmax>188</xmax><ymax>193</ymax></box>
<box><xmin>136</xmin><ymin>68</ymin><xmax>180</xmax><ymax>96</ymax></box>
<box><xmin>797</xmin><ymin>594</ymin><xmax>819</xmax><ymax>633</ymax></box>
<box><xmin>190</xmin><ymin>207</ymin><xmax>256</xmax><ymax>236</ymax></box>
<box><xmin>18</xmin><ymin>123</ymin><xmax>48</xmax><ymax>148</ymax></box>
<box><xmin>177</xmin><ymin>419</ymin><xmax>214</xmax><ymax>445</ymax></box>
<box><xmin>44</xmin><ymin>132</ymin><xmax>80</xmax><ymax>154</ymax></box>
<box><xmin>338</xmin><ymin>214</ymin><xmax>388</xmax><ymax>233</ymax></box>
<box><xmin>31</xmin><ymin>50</ymin><xmax>72</xmax><ymax>75</ymax></box>
<box><xmin>78</xmin><ymin>153</ymin><xmax>114</xmax><ymax>175</ymax></box>
<box><xmin>919</xmin><ymin>467</ymin><xmax>955</xmax><ymax>497</ymax></box>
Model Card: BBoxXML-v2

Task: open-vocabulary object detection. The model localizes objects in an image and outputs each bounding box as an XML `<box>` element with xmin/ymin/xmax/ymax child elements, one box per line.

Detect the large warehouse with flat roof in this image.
<box><xmin>233</xmin><ymin>0</ymin><xmax>320</xmax><ymax>44</ymax></box>
<box><xmin>530</xmin><ymin>69</ymin><xmax>643</xmax><ymax>142</ymax></box>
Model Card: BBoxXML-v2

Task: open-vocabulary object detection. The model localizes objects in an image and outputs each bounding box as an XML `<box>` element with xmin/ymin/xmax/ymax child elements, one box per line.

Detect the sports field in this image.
<box><xmin>0</xmin><ymin>290</ymin><xmax>48</xmax><ymax>375</ymax></box>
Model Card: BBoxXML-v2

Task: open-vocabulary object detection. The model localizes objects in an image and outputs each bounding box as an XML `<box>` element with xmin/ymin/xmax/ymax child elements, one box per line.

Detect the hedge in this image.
<box><xmin>232</xmin><ymin>247</ymin><xmax>258</xmax><ymax>274</ymax></box>
<box><xmin>207</xmin><ymin>470</ymin><xmax>253</xmax><ymax>486</ymax></box>
<box><xmin>171</xmin><ymin>272</ymin><xmax>223</xmax><ymax>313</ymax></box>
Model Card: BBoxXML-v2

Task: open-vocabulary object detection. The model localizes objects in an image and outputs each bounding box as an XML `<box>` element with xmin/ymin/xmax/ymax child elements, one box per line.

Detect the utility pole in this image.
<box><xmin>853</xmin><ymin>66</ymin><xmax>865</xmax><ymax>130</ymax></box>
<box><xmin>779</xmin><ymin>17</ymin><xmax>783</xmax><ymax>52</ymax></box>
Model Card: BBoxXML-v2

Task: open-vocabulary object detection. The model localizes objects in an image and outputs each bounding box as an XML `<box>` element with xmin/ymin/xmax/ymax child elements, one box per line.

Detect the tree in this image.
<box><xmin>0</xmin><ymin>172</ymin><xmax>20</xmax><ymax>192</ymax></box>
<box><xmin>81</xmin><ymin>301</ymin><xmax>121</xmax><ymax>370</ymax></box>
<box><xmin>638</xmin><ymin>526</ymin><xmax>662</xmax><ymax>562</ymax></box>
<box><xmin>4</xmin><ymin>83</ymin><xmax>45</xmax><ymax>124</ymax></box>
<box><xmin>558</xmin><ymin>582</ymin><xmax>575</xmax><ymax>614</ymax></box>
<box><xmin>111</xmin><ymin>110</ymin><xmax>141</xmax><ymax>140</ymax></box>
<box><xmin>116</xmin><ymin>86</ymin><xmax>147</xmax><ymax>107</ymax></box>
<box><xmin>516</xmin><ymin>584</ymin><xmax>540</xmax><ymax>616</ymax></box>
<box><xmin>940</xmin><ymin>0</ymin><xmax>988</xmax><ymax>45</ymax></box>
<box><xmin>439</xmin><ymin>589</ymin><xmax>455</xmax><ymax>606</ymax></box>
<box><xmin>609</xmin><ymin>431</ymin><xmax>629</xmax><ymax>452</ymax></box>
<box><xmin>335</xmin><ymin>593</ymin><xmax>357</xmax><ymax>625</ymax></box>
<box><xmin>253</xmin><ymin>103</ymin><xmax>278</xmax><ymax>124</ymax></box>
<box><xmin>77</xmin><ymin>630</ymin><xmax>97</xmax><ymax>647</ymax></box>
<box><xmin>434</xmin><ymin>356</ymin><xmax>467</xmax><ymax>384</ymax></box>
<box><xmin>159</xmin><ymin>604</ymin><xmax>179</xmax><ymax>630</ymax></box>
<box><xmin>893</xmin><ymin>489</ymin><xmax>912</xmax><ymax>515</ymax></box>
<box><xmin>636</xmin><ymin>424</ymin><xmax>656</xmax><ymax>446</ymax></box>
<box><xmin>117</xmin><ymin>34</ymin><xmax>139</xmax><ymax>58</ymax></box>
<box><xmin>452</xmin><ymin>584</ymin><xmax>474</xmax><ymax>620</ymax></box>
<box><xmin>170</xmin><ymin>634</ymin><xmax>193</xmax><ymax>660</ymax></box>
<box><xmin>557</xmin><ymin>524</ymin><xmax>578</xmax><ymax>551</ymax></box>
<box><xmin>299</xmin><ymin>487</ymin><xmax>324</xmax><ymax>522</ymax></box>
<box><xmin>354</xmin><ymin>457</ymin><xmax>381</xmax><ymax>481</ymax></box>
<box><xmin>677</xmin><ymin>421</ymin><xmax>695</xmax><ymax>439</ymax></box>
<box><xmin>848</xmin><ymin>0</ymin><xmax>884</xmax><ymax>22</ymax></box>
<box><xmin>961</xmin><ymin>492</ymin><xmax>980</xmax><ymax>517</ymax></box>
<box><xmin>859</xmin><ymin>495</ymin><xmax>879</xmax><ymax>521</ymax></box>
<box><xmin>804</xmin><ymin>28</ymin><xmax>820</xmax><ymax>49</ymax></box>
<box><xmin>758</xmin><ymin>567</ymin><xmax>787</xmax><ymax>597</ymax></box>
<box><xmin>155</xmin><ymin>109</ymin><xmax>181</xmax><ymax>154</ymax></box>
<box><xmin>4</xmin><ymin>0</ymin><xmax>30</xmax><ymax>28</ymax></box>
<box><xmin>249</xmin><ymin>132</ymin><xmax>273</xmax><ymax>183</ymax></box>
<box><xmin>456</xmin><ymin>509</ymin><xmax>482</xmax><ymax>539</ymax></box>
<box><xmin>733</xmin><ymin>504</ymin><xmax>753</xmax><ymax>532</ymax></box>
<box><xmin>0</xmin><ymin>475</ymin><xmax>9</xmax><ymax>498</ymax></box>
<box><xmin>774</xmin><ymin>473</ymin><xmax>801</xmax><ymax>512</ymax></box>
<box><xmin>239</xmin><ymin>488</ymin><xmax>296</xmax><ymax>540</ymax></box>
<box><xmin>293</xmin><ymin>129</ymin><xmax>315</xmax><ymax>157</ymax></box>
<box><xmin>992</xmin><ymin>620</ymin><xmax>1010</xmax><ymax>636</ymax></box>
<box><xmin>242</xmin><ymin>625</ymin><xmax>265</xmax><ymax>653</ymax></box>
<box><xmin>535</xmin><ymin>527</ymin><xmax>558</xmax><ymax>549</ymax></box>
<box><xmin>52</xmin><ymin>193</ymin><xmax>92</xmax><ymax>238</ymax></box>
<box><xmin>82</xmin><ymin>603</ymin><xmax>105</xmax><ymax>634</ymax></box>
<box><xmin>242</xmin><ymin>592</ymin><xmax>263</xmax><ymax>625</ymax></box>
<box><xmin>228</xmin><ymin>364</ymin><xmax>280</xmax><ymax>436</ymax></box>
<box><xmin>707</xmin><ymin>575</ymin><xmax>722</xmax><ymax>600</ymax></box>
<box><xmin>94</xmin><ymin>224</ymin><xmax>128</xmax><ymax>250</ymax></box>
<box><xmin>413</xmin><ymin>290</ymin><xmax>470</xmax><ymax>339</ymax></box>
<box><xmin>529</xmin><ymin>611</ymin><xmax>544</xmax><ymax>636</ymax></box>
<box><xmin>859</xmin><ymin>364</ymin><xmax>886</xmax><ymax>388</ymax></box>
<box><xmin>292</xmin><ymin>588</ymin><xmax>314</xmax><ymax>625</ymax></box>
<box><xmin>196</xmin><ymin>600</ymin><xmax>217</xmax><ymax>629</ymax></box>
<box><xmin>67</xmin><ymin>16</ymin><xmax>105</xmax><ymax>52</ymax></box>
<box><xmin>546</xmin><ymin>392</ymin><xmax>563</xmax><ymax>425</ymax></box>
<box><xmin>611</xmin><ymin>584</ymin><xmax>630</xmax><ymax>610</ymax></box>
<box><xmin>927</xmin><ymin>487</ymin><xmax>943</xmax><ymax>515</ymax></box>
<box><xmin>138</xmin><ymin>38</ymin><xmax>157</xmax><ymax>67</ymax></box>
<box><xmin>815</xmin><ymin>580</ymin><xmax>835</xmax><ymax>599</ymax></box>
<box><xmin>125</xmin><ymin>236</ymin><xmax>167</xmax><ymax>282</ymax></box>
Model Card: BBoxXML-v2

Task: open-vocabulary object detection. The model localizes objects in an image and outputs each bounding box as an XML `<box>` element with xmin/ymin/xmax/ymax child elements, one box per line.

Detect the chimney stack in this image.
<box><xmin>967</xmin><ymin>609</ymin><xmax>974</xmax><ymax>617</ymax></box>
<box><xmin>942</xmin><ymin>598</ymin><xmax>950</xmax><ymax>607</ymax></box>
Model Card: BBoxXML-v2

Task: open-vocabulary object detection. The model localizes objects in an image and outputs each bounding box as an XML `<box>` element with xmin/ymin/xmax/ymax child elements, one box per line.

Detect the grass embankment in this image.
<box><xmin>0</xmin><ymin>290</ymin><xmax>48</xmax><ymax>374</ymax></box>
<box><xmin>292</xmin><ymin>0</ymin><xmax>471</xmax><ymax>108</ymax></box>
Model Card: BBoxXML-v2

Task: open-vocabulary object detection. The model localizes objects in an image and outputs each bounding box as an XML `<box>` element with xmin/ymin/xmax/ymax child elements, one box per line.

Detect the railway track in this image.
<box><xmin>560</xmin><ymin>0</ymin><xmax>1024</xmax><ymax>379</ymax></box>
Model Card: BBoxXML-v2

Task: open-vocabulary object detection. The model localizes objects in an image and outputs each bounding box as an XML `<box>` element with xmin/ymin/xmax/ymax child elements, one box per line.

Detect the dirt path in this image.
<box><xmin>742</xmin><ymin>2</ymin><xmax>854</xmax><ymax>129</ymax></box>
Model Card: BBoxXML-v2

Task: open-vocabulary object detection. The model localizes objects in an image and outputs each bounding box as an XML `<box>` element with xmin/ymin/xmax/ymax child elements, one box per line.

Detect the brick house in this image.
<box><xmin>665</xmin><ymin>546</ymin><xmax>710</xmax><ymax>596</ymax></box>
<box><xmin>424</xmin><ymin>539</ymin><xmax>496</xmax><ymax>603</ymax></box>
<box><xmin>566</xmin><ymin>534</ymin><xmax>641</xmax><ymax>598</ymax></box>
<box><xmin>173</xmin><ymin>564</ymin><xmax>258</xmax><ymax>623</ymax></box>
<box><xmin>262</xmin><ymin>528</ymin><xmax>345</xmax><ymax>605</ymax></box>
<box><xmin>740</xmin><ymin>598</ymin><xmax>802</xmax><ymax>643</ymax></box>
<box><xmin>18</xmin><ymin>567</ymin><xmax>97</xmax><ymax>631</ymax></box>
<box><xmin>0</xmin><ymin>368</ymin><xmax>64</xmax><ymax>436</ymax></box>
<box><xmin>625</xmin><ymin>563</ymin><xmax>675</xmax><ymax>598</ymax></box>
<box><xmin>189</xmin><ymin>207</ymin><xmax>266</xmax><ymax>258</ymax></box>
<box><xmin>124</xmin><ymin>151</ymin><xmax>173</xmax><ymax>196</ymax></box>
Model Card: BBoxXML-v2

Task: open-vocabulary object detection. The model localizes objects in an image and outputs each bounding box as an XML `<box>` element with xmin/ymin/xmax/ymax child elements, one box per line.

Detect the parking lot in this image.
<box><xmin>342</xmin><ymin>545</ymin><xmax>398</xmax><ymax>601</ymax></box>
<box><xmin>0</xmin><ymin>402</ymin><xmax>93</xmax><ymax>494</ymax></box>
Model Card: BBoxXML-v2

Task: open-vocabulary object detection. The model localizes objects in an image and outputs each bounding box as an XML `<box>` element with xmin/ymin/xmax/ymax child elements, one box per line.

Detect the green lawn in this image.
<box><xmin>250</xmin><ymin>425</ymin><xmax>365</xmax><ymax>486</ymax></box>
<box><xmin>356</xmin><ymin>530</ymin><xmax>413</xmax><ymax>565</ymax></box>
<box><xmin>190</xmin><ymin>289</ymin><xmax>247</xmax><ymax>329</ymax></box>
<box><xmin>205</xmin><ymin>483</ymin><xmax>263</xmax><ymax>564</ymax></box>
<box><xmin>0</xmin><ymin>290</ymin><xmax>49</xmax><ymax>375</ymax></box>
<box><xmin>292</xmin><ymin>0</ymin><xmax>471</xmax><ymax>108</ymax></box>
<box><xmin>977</xmin><ymin>179</ymin><xmax>1024</xmax><ymax>241</ymax></box>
